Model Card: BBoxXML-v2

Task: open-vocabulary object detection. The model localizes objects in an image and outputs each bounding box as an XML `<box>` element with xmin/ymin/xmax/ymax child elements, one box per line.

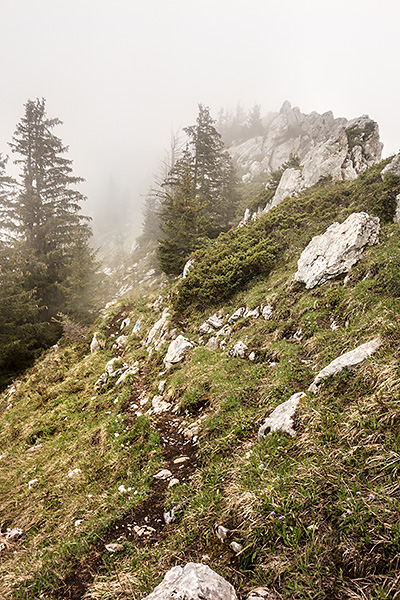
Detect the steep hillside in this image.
<box><xmin>1</xmin><ymin>159</ymin><xmax>400</xmax><ymax>600</ymax></box>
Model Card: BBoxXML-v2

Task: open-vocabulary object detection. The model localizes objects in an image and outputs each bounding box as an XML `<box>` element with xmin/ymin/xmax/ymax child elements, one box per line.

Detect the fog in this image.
<box><xmin>0</xmin><ymin>0</ymin><xmax>399</xmax><ymax>240</ymax></box>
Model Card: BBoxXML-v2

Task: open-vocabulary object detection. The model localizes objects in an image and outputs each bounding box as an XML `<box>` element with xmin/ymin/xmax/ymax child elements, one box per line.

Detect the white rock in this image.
<box><xmin>207</xmin><ymin>313</ymin><xmax>225</xmax><ymax>329</ymax></box>
<box><xmin>182</xmin><ymin>258</ymin><xmax>195</xmax><ymax>278</ymax></box>
<box><xmin>94</xmin><ymin>372</ymin><xmax>108</xmax><ymax>390</ymax></box>
<box><xmin>142</xmin><ymin>562</ymin><xmax>238</xmax><ymax>600</ymax></box>
<box><xmin>293</xmin><ymin>328</ymin><xmax>303</xmax><ymax>342</ymax></box>
<box><xmin>173</xmin><ymin>456</ymin><xmax>189</xmax><ymax>464</ymax></box>
<box><xmin>158</xmin><ymin>380</ymin><xmax>166</xmax><ymax>394</ymax></box>
<box><xmin>105</xmin><ymin>543</ymin><xmax>124</xmax><ymax>552</ymax></box>
<box><xmin>118</xmin><ymin>485</ymin><xmax>128</xmax><ymax>493</ymax></box>
<box><xmin>151</xmin><ymin>395</ymin><xmax>172</xmax><ymax>414</ymax></box>
<box><xmin>199</xmin><ymin>322</ymin><xmax>215</xmax><ymax>334</ymax></box>
<box><xmin>230</xmin><ymin>542</ymin><xmax>243</xmax><ymax>554</ymax></box>
<box><xmin>153</xmin><ymin>469</ymin><xmax>172</xmax><ymax>480</ymax></box>
<box><xmin>394</xmin><ymin>194</ymin><xmax>400</xmax><ymax>223</ymax></box>
<box><xmin>229</xmin><ymin>341</ymin><xmax>248</xmax><ymax>358</ymax></box>
<box><xmin>168</xmin><ymin>478</ymin><xmax>180</xmax><ymax>488</ymax></box>
<box><xmin>206</xmin><ymin>337</ymin><xmax>219</xmax><ymax>350</ymax></box>
<box><xmin>114</xmin><ymin>335</ymin><xmax>128</xmax><ymax>350</ymax></box>
<box><xmin>146</xmin><ymin>309</ymin><xmax>170</xmax><ymax>347</ymax></box>
<box><xmin>90</xmin><ymin>332</ymin><xmax>101</xmax><ymax>353</ymax></box>
<box><xmin>249</xmin><ymin>351</ymin><xmax>256</xmax><ymax>362</ymax></box>
<box><xmin>66</xmin><ymin>468</ymin><xmax>82</xmax><ymax>479</ymax></box>
<box><xmin>215</xmin><ymin>524</ymin><xmax>229</xmax><ymax>542</ymax></box>
<box><xmin>120</xmin><ymin>317</ymin><xmax>131</xmax><ymax>330</ymax></box>
<box><xmin>115</xmin><ymin>363</ymin><xmax>139</xmax><ymax>385</ymax></box>
<box><xmin>308</xmin><ymin>336</ymin><xmax>381</xmax><ymax>394</ymax></box>
<box><xmin>258</xmin><ymin>392</ymin><xmax>306</xmax><ymax>439</ymax></box>
<box><xmin>268</xmin><ymin>167</ymin><xmax>303</xmax><ymax>208</ymax></box>
<box><xmin>5</xmin><ymin>528</ymin><xmax>23</xmax><ymax>541</ymax></box>
<box><xmin>262</xmin><ymin>305</ymin><xmax>274</xmax><ymax>320</ymax></box>
<box><xmin>28</xmin><ymin>478</ymin><xmax>39</xmax><ymax>490</ymax></box>
<box><xmin>216</xmin><ymin>325</ymin><xmax>232</xmax><ymax>338</ymax></box>
<box><xmin>164</xmin><ymin>505</ymin><xmax>179</xmax><ymax>525</ymax></box>
<box><xmin>295</xmin><ymin>212</ymin><xmax>380</xmax><ymax>289</ymax></box>
<box><xmin>105</xmin><ymin>357</ymin><xmax>124</xmax><ymax>376</ymax></box>
<box><xmin>244</xmin><ymin>306</ymin><xmax>261</xmax><ymax>319</ymax></box>
<box><xmin>164</xmin><ymin>335</ymin><xmax>194</xmax><ymax>368</ymax></box>
<box><xmin>228</xmin><ymin>307</ymin><xmax>246</xmax><ymax>323</ymax></box>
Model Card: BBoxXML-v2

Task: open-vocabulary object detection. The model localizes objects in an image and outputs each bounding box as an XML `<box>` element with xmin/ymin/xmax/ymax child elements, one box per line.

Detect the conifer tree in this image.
<box><xmin>158</xmin><ymin>105</ymin><xmax>238</xmax><ymax>274</ymax></box>
<box><xmin>8</xmin><ymin>99</ymin><xmax>97</xmax><ymax>334</ymax></box>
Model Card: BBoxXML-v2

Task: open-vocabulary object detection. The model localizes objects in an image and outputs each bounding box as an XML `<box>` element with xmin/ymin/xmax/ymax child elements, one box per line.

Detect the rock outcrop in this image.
<box><xmin>258</xmin><ymin>392</ymin><xmax>306</xmax><ymax>439</ymax></box>
<box><xmin>164</xmin><ymin>335</ymin><xmax>194</xmax><ymax>368</ymax></box>
<box><xmin>231</xmin><ymin>102</ymin><xmax>382</xmax><ymax>220</ymax></box>
<box><xmin>142</xmin><ymin>563</ymin><xmax>238</xmax><ymax>600</ymax></box>
<box><xmin>295</xmin><ymin>212</ymin><xmax>380</xmax><ymax>289</ymax></box>
<box><xmin>308</xmin><ymin>337</ymin><xmax>381</xmax><ymax>394</ymax></box>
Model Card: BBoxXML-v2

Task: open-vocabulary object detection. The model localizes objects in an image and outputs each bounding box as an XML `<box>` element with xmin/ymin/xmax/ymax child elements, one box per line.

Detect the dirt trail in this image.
<box><xmin>56</xmin><ymin>372</ymin><xmax>198</xmax><ymax>600</ymax></box>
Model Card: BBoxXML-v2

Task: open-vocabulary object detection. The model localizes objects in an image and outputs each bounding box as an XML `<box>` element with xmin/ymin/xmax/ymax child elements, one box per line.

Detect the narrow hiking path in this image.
<box><xmin>56</xmin><ymin>370</ymin><xmax>198</xmax><ymax>600</ymax></box>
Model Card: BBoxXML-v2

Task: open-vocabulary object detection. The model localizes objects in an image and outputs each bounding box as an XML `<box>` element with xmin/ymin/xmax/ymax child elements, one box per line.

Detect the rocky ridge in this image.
<box><xmin>231</xmin><ymin>102</ymin><xmax>382</xmax><ymax>222</ymax></box>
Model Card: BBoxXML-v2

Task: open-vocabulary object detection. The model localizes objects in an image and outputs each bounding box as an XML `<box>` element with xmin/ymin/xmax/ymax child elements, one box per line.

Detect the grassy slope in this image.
<box><xmin>0</xmin><ymin>161</ymin><xmax>400</xmax><ymax>599</ymax></box>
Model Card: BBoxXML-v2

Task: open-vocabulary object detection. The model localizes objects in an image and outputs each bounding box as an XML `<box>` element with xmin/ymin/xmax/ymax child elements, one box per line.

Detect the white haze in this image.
<box><xmin>0</xmin><ymin>0</ymin><xmax>399</xmax><ymax>239</ymax></box>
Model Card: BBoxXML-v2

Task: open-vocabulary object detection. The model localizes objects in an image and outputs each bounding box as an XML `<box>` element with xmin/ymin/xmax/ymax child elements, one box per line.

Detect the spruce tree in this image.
<box><xmin>158</xmin><ymin>105</ymin><xmax>238</xmax><ymax>274</ymax></box>
<box><xmin>8</xmin><ymin>98</ymin><xmax>97</xmax><ymax>334</ymax></box>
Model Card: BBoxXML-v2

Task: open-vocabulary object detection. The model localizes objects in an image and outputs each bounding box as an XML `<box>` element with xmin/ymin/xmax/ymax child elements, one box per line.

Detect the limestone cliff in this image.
<box><xmin>230</xmin><ymin>102</ymin><xmax>383</xmax><ymax>220</ymax></box>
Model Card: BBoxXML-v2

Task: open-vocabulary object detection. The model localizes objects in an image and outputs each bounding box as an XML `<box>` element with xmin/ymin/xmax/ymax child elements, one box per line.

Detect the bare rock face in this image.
<box><xmin>308</xmin><ymin>337</ymin><xmax>381</xmax><ymax>394</ymax></box>
<box><xmin>232</xmin><ymin>103</ymin><xmax>382</xmax><ymax>222</ymax></box>
<box><xmin>258</xmin><ymin>392</ymin><xmax>306</xmax><ymax>439</ymax></box>
<box><xmin>295</xmin><ymin>212</ymin><xmax>380</xmax><ymax>289</ymax></box>
<box><xmin>142</xmin><ymin>563</ymin><xmax>238</xmax><ymax>600</ymax></box>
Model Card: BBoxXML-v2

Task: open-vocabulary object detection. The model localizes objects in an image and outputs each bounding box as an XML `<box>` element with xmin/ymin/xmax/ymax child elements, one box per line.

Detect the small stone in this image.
<box><xmin>74</xmin><ymin>519</ymin><xmax>83</xmax><ymax>527</ymax></box>
<box><xmin>229</xmin><ymin>341</ymin><xmax>248</xmax><ymax>358</ymax></box>
<box><xmin>249</xmin><ymin>351</ymin><xmax>256</xmax><ymax>361</ymax></box>
<box><xmin>28</xmin><ymin>478</ymin><xmax>39</xmax><ymax>490</ymax></box>
<box><xmin>262</xmin><ymin>305</ymin><xmax>274</xmax><ymax>320</ymax></box>
<box><xmin>173</xmin><ymin>456</ymin><xmax>190</xmax><ymax>464</ymax></box>
<box><xmin>153</xmin><ymin>469</ymin><xmax>172</xmax><ymax>480</ymax></box>
<box><xmin>215</xmin><ymin>524</ymin><xmax>229</xmax><ymax>542</ymax></box>
<box><xmin>105</xmin><ymin>543</ymin><xmax>124</xmax><ymax>552</ymax></box>
<box><xmin>230</xmin><ymin>541</ymin><xmax>243</xmax><ymax>554</ymax></box>
<box><xmin>164</xmin><ymin>505</ymin><xmax>179</xmax><ymax>525</ymax></box>
<box><xmin>118</xmin><ymin>485</ymin><xmax>128</xmax><ymax>493</ymax></box>
<box><xmin>168</xmin><ymin>478</ymin><xmax>180</xmax><ymax>488</ymax></box>
<box><xmin>66</xmin><ymin>468</ymin><xmax>82</xmax><ymax>478</ymax></box>
<box><xmin>228</xmin><ymin>307</ymin><xmax>246</xmax><ymax>323</ymax></box>
<box><xmin>5</xmin><ymin>528</ymin><xmax>23</xmax><ymax>541</ymax></box>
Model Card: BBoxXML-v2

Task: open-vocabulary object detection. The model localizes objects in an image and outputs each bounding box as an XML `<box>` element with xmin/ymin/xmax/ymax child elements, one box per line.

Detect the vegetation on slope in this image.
<box><xmin>0</xmin><ymin>160</ymin><xmax>400</xmax><ymax>600</ymax></box>
<box><xmin>175</xmin><ymin>159</ymin><xmax>400</xmax><ymax>312</ymax></box>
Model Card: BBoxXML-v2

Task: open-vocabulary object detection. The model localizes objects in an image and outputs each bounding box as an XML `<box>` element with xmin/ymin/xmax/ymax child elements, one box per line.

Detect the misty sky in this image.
<box><xmin>0</xmin><ymin>0</ymin><xmax>399</xmax><ymax>232</ymax></box>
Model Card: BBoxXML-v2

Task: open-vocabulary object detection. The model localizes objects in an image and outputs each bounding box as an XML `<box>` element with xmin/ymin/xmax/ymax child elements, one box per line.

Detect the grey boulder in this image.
<box><xmin>164</xmin><ymin>335</ymin><xmax>194</xmax><ymax>368</ymax></box>
<box><xmin>142</xmin><ymin>562</ymin><xmax>238</xmax><ymax>600</ymax></box>
<box><xmin>295</xmin><ymin>212</ymin><xmax>380</xmax><ymax>289</ymax></box>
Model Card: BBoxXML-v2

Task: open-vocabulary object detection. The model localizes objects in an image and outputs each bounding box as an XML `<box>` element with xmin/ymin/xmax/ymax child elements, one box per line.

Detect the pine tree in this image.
<box><xmin>158</xmin><ymin>165</ymin><xmax>201</xmax><ymax>274</ymax></box>
<box><xmin>8</xmin><ymin>98</ymin><xmax>96</xmax><ymax>329</ymax></box>
<box><xmin>157</xmin><ymin>105</ymin><xmax>238</xmax><ymax>274</ymax></box>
